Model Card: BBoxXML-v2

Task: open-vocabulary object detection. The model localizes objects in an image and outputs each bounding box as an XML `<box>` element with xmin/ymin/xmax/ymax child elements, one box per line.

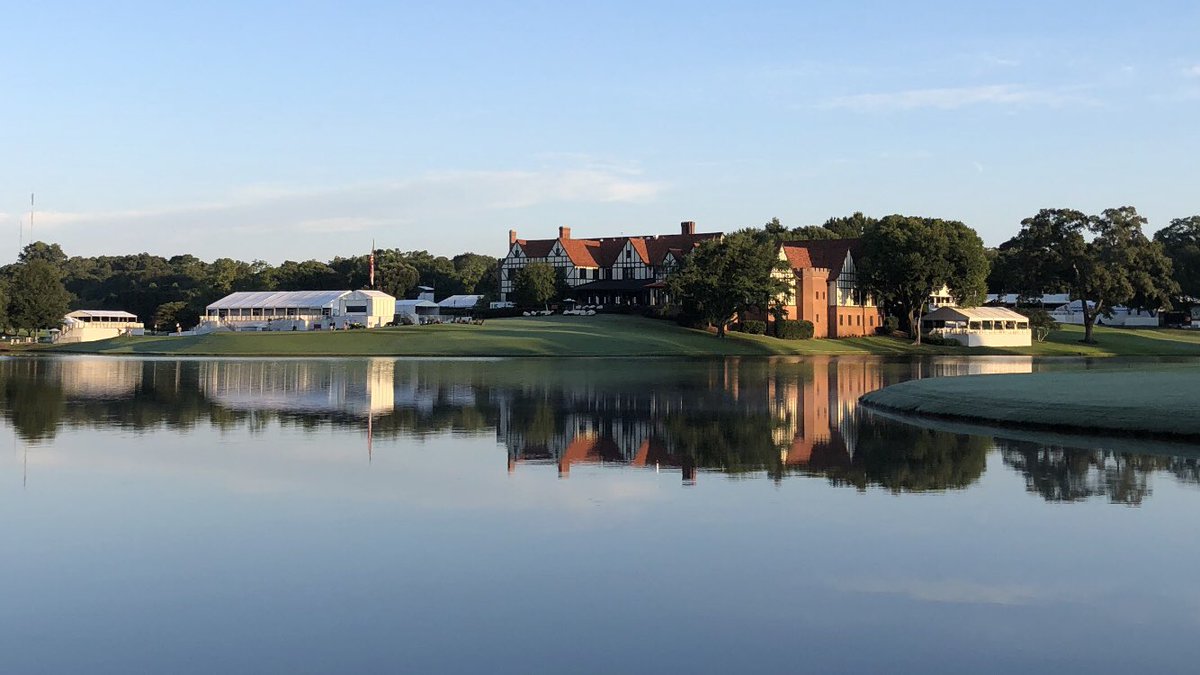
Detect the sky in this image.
<box><xmin>1</xmin><ymin>0</ymin><xmax>1198</xmax><ymax>263</ymax></box>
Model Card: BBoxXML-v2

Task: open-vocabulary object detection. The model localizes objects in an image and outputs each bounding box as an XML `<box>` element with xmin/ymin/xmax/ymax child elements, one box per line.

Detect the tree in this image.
<box><xmin>452</xmin><ymin>253</ymin><xmax>499</xmax><ymax>294</ymax></box>
<box><xmin>1018</xmin><ymin>307</ymin><xmax>1060</xmax><ymax>342</ymax></box>
<box><xmin>8</xmin><ymin>259</ymin><xmax>71</xmax><ymax>335</ymax></box>
<box><xmin>153</xmin><ymin>301</ymin><xmax>189</xmax><ymax>332</ymax></box>
<box><xmin>819</xmin><ymin>211</ymin><xmax>875</xmax><ymax>239</ymax></box>
<box><xmin>512</xmin><ymin>262</ymin><xmax>557</xmax><ymax>308</ymax></box>
<box><xmin>1154</xmin><ymin>215</ymin><xmax>1200</xmax><ymax>305</ymax></box>
<box><xmin>1000</xmin><ymin>207</ymin><xmax>1176</xmax><ymax>343</ymax></box>
<box><xmin>18</xmin><ymin>241</ymin><xmax>68</xmax><ymax>266</ymax></box>
<box><xmin>858</xmin><ymin>215</ymin><xmax>989</xmax><ymax>344</ymax></box>
<box><xmin>667</xmin><ymin>230</ymin><xmax>788</xmax><ymax>337</ymax></box>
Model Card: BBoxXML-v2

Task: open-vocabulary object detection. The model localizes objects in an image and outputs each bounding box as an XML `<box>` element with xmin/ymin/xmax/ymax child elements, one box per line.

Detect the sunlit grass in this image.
<box><xmin>862</xmin><ymin>365</ymin><xmax>1200</xmax><ymax>437</ymax></box>
<box><xmin>45</xmin><ymin>315</ymin><xmax>1200</xmax><ymax>357</ymax></box>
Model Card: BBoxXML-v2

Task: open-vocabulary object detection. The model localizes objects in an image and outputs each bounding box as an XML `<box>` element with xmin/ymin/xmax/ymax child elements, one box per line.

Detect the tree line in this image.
<box><xmin>668</xmin><ymin>208</ymin><xmax>1196</xmax><ymax>344</ymax></box>
<box><xmin>3</xmin><ymin>207</ymin><xmax>1197</xmax><ymax>343</ymax></box>
<box><xmin>0</xmin><ymin>243</ymin><xmax>498</xmax><ymax>333</ymax></box>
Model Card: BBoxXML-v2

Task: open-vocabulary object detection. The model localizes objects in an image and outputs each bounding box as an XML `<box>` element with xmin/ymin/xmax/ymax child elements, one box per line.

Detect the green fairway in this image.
<box><xmin>41</xmin><ymin>315</ymin><xmax>1200</xmax><ymax>358</ymax></box>
<box><xmin>1019</xmin><ymin>324</ymin><xmax>1200</xmax><ymax>356</ymax></box>
<box><xmin>46</xmin><ymin>315</ymin><xmax>948</xmax><ymax>357</ymax></box>
<box><xmin>861</xmin><ymin>366</ymin><xmax>1200</xmax><ymax>438</ymax></box>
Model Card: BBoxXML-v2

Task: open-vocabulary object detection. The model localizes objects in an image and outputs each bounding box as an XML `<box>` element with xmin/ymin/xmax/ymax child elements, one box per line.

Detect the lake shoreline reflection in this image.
<box><xmin>2</xmin><ymin>355</ymin><xmax>1199</xmax><ymax>673</ymax></box>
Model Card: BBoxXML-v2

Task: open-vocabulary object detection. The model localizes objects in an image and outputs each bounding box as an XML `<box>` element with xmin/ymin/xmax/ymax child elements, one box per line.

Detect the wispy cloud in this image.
<box><xmin>821</xmin><ymin>84</ymin><xmax>1086</xmax><ymax>111</ymax></box>
<box><xmin>1185</xmin><ymin>64</ymin><xmax>1200</xmax><ymax>78</ymax></box>
<box><xmin>1</xmin><ymin>166</ymin><xmax>666</xmax><ymax>260</ymax></box>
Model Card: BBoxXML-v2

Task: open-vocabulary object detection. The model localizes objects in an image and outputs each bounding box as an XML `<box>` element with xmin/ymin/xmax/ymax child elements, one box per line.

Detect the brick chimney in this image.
<box><xmin>509</xmin><ymin>229</ymin><xmax>518</xmax><ymax>246</ymax></box>
<box><xmin>559</xmin><ymin>226</ymin><xmax>571</xmax><ymax>240</ymax></box>
<box><xmin>681</xmin><ymin>221</ymin><xmax>696</xmax><ymax>235</ymax></box>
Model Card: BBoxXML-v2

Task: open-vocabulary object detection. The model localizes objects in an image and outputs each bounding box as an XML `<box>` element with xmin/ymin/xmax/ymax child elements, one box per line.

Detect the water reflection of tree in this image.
<box><xmin>804</xmin><ymin>413</ymin><xmax>990</xmax><ymax>493</ymax></box>
<box><xmin>5</xmin><ymin>357</ymin><xmax>1198</xmax><ymax>503</ymax></box>
<box><xmin>998</xmin><ymin>441</ymin><xmax>1199</xmax><ymax>506</ymax></box>
<box><xmin>1</xmin><ymin>360</ymin><xmax>66</xmax><ymax>442</ymax></box>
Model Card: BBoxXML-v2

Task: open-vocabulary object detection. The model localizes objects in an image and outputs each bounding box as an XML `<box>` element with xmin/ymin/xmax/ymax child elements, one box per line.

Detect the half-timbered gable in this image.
<box><xmin>498</xmin><ymin>222</ymin><xmax>720</xmax><ymax>305</ymax></box>
<box><xmin>772</xmin><ymin>238</ymin><xmax>882</xmax><ymax>339</ymax></box>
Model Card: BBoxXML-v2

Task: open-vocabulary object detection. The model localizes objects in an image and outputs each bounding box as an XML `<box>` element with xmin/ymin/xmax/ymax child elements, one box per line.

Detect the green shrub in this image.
<box><xmin>739</xmin><ymin>320</ymin><xmax>767</xmax><ymax>335</ymax></box>
<box><xmin>920</xmin><ymin>333</ymin><xmax>962</xmax><ymax>347</ymax></box>
<box><xmin>776</xmin><ymin>319</ymin><xmax>814</xmax><ymax>340</ymax></box>
<box><xmin>883</xmin><ymin>316</ymin><xmax>900</xmax><ymax>333</ymax></box>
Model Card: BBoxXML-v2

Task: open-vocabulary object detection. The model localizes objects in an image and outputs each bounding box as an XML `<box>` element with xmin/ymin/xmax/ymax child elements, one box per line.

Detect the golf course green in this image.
<box><xmin>39</xmin><ymin>314</ymin><xmax>1200</xmax><ymax>357</ymax></box>
<box><xmin>861</xmin><ymin>366</ymin><xmax>1200</xmax><ymax>438</ymax></box>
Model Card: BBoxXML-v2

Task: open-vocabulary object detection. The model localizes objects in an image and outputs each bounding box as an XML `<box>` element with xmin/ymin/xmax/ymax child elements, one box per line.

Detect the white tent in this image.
<box><xmin>437</xmin><ymin>295</ymin><xmax>483</xmax><ymax>310</ymax></box>
<box><xmin>204</xmin><ymin>289</ymin><xmax>398</xmax><ymax>330</ymax></box>
<box><xmin>395</xmin><ymin>299</ymin><xmax>440</xmax><ymax>323</ymax></box>
<box><xmin>921</xmin><ymin>306</ymin><xmax>1031</xmax><ymax>347</ymax></box>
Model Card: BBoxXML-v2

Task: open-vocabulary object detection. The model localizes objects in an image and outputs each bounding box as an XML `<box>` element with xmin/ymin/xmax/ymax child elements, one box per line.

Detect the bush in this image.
<box><xmin>920</xmin><ymin>333</ymin><xmax>961</xmax><ymax>347</ymax></box>
<box><xmin>739</xmin><ymin>320</ymin><xmax>767</xmax><ymax>335</ymax></box>
<box><xmin>776</xmin><ymin>319</ymin><xmax>814</xmax><ymax>340</ymax></box>
<box><xmin>883</xmin><ymin>315</ymin><xmax>900</xmax><ymax>333</ymax></box>
<box><xmin>645</xmin><ymin>305</ymin><xmax>682</xmax><ymax>321</ymax></box>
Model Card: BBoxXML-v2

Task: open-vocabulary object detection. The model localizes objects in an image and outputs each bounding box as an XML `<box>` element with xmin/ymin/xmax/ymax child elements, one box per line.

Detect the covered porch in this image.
<box><xmin>921</xmin><ymin>306</ymin><xmax>1032</xmax><ymax>347</ymax></box>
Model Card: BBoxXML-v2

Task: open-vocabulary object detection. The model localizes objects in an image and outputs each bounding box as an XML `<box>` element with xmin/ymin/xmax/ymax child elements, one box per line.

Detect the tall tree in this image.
<box><xmin>858</xmin><ymin>215</ymin><xmax>989</xmax><ymax>344</ymax></box>
<box><xmin>667</xmin><ymin>230</ymin><xmax>788</xmax><ymax>337</ymax></box>
<box><xmin>1154</xmin><ymin>215</ymin><xmax>1200</xmax><ymax>305</ymax></box>
<box><xmin>375</xmin><ymin>250</ymin><xmax>420</xmax><ymax>298</ymax></box>
<box><xmin>1000</xmin><ymin>207</ymin><xmax>1176</xmax><ymax>343</ymax></box>
<box><xmin>512</xmin><ymin>262</ymin><xmax>557</xmax><ymax>309</ymax></box>
<box><xmin>18</xmin><ymin>241</ymin><xmax>68</xmax><ymax>266</ymax></box>
<box><xmin>819</xmin><ymin>211</ymin><xmax>876</xmax><ymax>239</ymax></box>
<box><xmin>452</xmin><ymin>253</ymin><xmax>499</xmax><ymax>294</ymax></box>
<box><xmin>8</xmin><ymin>259</ymin><xmax>72</xmax><ymax>335</ymax></box>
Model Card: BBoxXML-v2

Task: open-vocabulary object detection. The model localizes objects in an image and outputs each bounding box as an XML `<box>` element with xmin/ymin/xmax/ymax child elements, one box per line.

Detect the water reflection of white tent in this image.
<box><xmin>921</xmin><ymin>306</ymin><xmax>1031</xmax><ymax>347</ymax></box>
<box><xmin>203</xmin><ymin>359</ymin><xmax>395</xmax><ymax>417</ymax></box>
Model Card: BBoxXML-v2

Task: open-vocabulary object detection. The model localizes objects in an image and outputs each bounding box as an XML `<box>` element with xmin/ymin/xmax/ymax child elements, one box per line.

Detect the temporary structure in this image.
<box><xmin>920</xmin><ymin>306</ymin><xmax>1031</xmax><ymax>347</ymax></box>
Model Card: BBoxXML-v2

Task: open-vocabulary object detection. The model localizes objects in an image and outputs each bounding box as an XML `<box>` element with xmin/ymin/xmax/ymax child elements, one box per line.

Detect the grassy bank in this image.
<box><xmin>40</xmin><ymin>315</ymin><xmax>1200</xmax><ymax>358</ymax></box>
<box><xmin>861</xmin><ymin>367</ymin><xmax>1200</xmax><ymax>438</ymax></box>
<box><xmin>47</xmin><ymin>315</ymin><xmax>927</xmax><ymax>357</ymax></box>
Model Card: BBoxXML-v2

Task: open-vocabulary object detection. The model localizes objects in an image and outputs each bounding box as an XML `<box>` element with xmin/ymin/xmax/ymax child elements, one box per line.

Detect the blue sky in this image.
<box><xmin>2</xmin><ymin>1</ymin><xmax>1198</xmax><ymax>262</ymax></box>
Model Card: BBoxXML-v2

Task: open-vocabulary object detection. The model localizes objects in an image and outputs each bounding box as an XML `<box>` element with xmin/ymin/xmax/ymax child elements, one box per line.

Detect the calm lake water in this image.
<box><xmin>2</xmin><ymin>355</ymin><xmax>1199</xmax><ymax>674</ymax></box>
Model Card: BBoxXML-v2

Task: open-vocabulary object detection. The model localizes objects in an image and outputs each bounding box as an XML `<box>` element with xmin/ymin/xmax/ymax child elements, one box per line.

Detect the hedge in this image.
<box><xmin>776</xmin><ymin>319</ymin><xmax>814</xmax><ymax>340</ymax></box>
<box><xmin>739</xmin><ymin>320</ymin><xmax>767</xmax><ymax>335</ymax></box>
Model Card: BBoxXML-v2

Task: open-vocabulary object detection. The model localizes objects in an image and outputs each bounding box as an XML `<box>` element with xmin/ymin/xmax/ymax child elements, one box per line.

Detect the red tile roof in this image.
<box><xmin>513</xmin><ymin>229</ymin><xmax>720</xmax><ymax>267</ymax></box>
<box><xmin>780</xmin><ymin>238</ymin><xmax>861</xmax><ymax>272</ymax></box>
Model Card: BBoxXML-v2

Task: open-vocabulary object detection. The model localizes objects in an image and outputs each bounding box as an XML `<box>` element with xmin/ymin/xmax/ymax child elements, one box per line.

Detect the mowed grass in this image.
<box><xmin>861</xmin><ymin>366</ymin><xmax>1200</xmax><ymax>437</ymax></box>
<box><xmin>43</xmin><ymin>315</ymin><xmax>1200</xmax><ymax>357</ymax></box>
<box><xmin>48</xmin><ymin>315</ymin><xmax>947</xmax><ymax>357</ymax></box>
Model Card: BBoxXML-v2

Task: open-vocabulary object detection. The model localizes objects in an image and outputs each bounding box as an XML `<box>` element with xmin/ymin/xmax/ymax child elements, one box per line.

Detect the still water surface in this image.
<box><xmin>2</xmin><ymin>355</ymin><xmax>1198</xmax><ymax>673</ymax></box>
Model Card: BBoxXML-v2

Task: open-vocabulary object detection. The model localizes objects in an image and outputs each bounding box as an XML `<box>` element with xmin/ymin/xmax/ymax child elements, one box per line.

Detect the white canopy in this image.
<box><xmin>207</xmin><ymin>291</ymin><xmax>350</xmax><ymax>311</ymax></box>
<box><xmin>67</xmin><ymin>309</ymin><xmax>138</xmax><ymax>320</ymax></box>
<box><xmin>923</xmin><ymin>305</ymin><xmax>1029</xmax><ymax>323</ymax></box>
<box><xmin>437</xmin><ymin>295</ymin><xmax>483</xmax><ymax>309</ymax></box>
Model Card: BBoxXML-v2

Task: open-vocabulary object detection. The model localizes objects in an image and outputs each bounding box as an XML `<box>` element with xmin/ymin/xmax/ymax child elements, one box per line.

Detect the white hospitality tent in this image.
<box><xmin>205</xmin><ymin>290</ymin><xmax>397</xmax><ymax>330</ymax></box>
<box><xmin>921</xmin><ymin>306</ymin><xmax>1032</xmax><ymax>347</ymax></box>
<box><xmin>437</xmin><ymin>295</ymin><xmax>483</xmax><ymax>311</ymax></box>
<box><xmin>395</xmin><ymin>299</ymin><xmax>440</xmax><ymax>323</ymax></box>
<box><xmin>56</xmin><ymin>309</ymin><xmax>144</xmax><ymax>343</ymax></box>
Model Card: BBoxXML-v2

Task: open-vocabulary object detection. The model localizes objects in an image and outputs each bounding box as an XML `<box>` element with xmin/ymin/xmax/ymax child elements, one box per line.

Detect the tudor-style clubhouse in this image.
<box><xmin>498</xmin><ymin>221</ymin><xmax>721</xmax><ymax>306</ymax></box>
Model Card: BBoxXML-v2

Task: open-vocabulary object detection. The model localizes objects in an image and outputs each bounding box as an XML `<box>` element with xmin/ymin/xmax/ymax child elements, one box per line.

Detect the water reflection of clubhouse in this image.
<box><xmin>9</xmin><ymin>355</ymin><xmax>1199</xmax><ymax>503</ymax></box>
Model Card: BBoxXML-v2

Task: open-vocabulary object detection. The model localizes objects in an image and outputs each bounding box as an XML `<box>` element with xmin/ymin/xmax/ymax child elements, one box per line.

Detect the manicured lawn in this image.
<box><xmin>1016</xmin><ymin>324</ymin><xmax>1200</xmax><ymax>356</ymax></box>
<box><xmin>41</xmin><ymin>315</ymin><xmax>1200</xmax><ymax>358</ymax></box>
<box><xmin>861</xmin><ymin>366</ymin><xmax>1200</xmax><ymax>438</ymax></box>
<box><xmin>46</xmin><ymin>315</ymin><xmax>944</xmax><ymax>357</ymax></box>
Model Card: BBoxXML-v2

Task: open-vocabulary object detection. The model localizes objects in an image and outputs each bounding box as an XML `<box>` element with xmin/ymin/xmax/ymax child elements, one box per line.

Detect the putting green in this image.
<box><xmin>860</xmin><ymin>367</ymin><xmax>1200</xmax><ymax>438</ymax></box>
